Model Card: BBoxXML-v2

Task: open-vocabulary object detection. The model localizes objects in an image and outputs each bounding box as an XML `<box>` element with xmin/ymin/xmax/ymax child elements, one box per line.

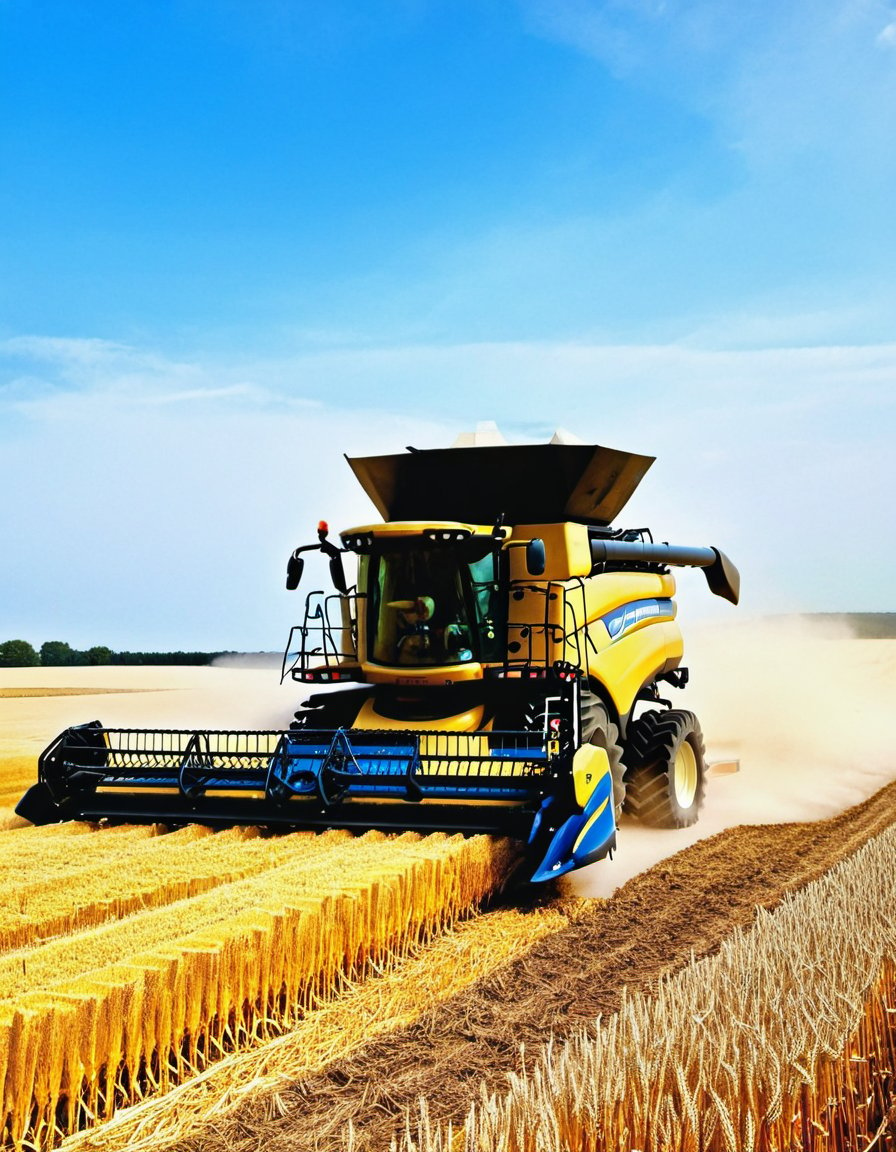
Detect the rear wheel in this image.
<box><xmin>580</xmin><ymin>689</ymin><xmax>626</xmax><ymax>818</ymax></box>
<box><xmin>623</xmin><ymin>709</ymin><xmax>706</xmax><ymax>828</ymax></box>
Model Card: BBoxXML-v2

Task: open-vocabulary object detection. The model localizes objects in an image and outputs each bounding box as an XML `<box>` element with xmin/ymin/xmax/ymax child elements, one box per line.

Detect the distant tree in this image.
<box><xmin>40</xmin><ymin>640</ymin><xmax>75</xmax><ymax>666</ymax></box>
<box><xmin>0</xmin><ymin>639</ymin><xmax>40</xmax><ymax>667</ymax></box>
<box><xmin>112</xmin><ymin>650</ymin><xmax>222</xmax><ymax>665</ymax></box>
<box><xmin>85</xmin><ymin>645</ymin><xmax>114</xmax><ymax>665</ymax></box>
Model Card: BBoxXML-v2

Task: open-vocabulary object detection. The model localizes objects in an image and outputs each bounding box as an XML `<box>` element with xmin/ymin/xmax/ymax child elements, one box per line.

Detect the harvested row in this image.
<box><xmin>0</xmin><ymin>825</ymin><xmax>355</xmax><ymax>954</ymax></box>
<box><xmin>0</xmin><ymin>820</ymin><xmax>166</xmax><ymax>842</ymax></box>
<box><xmin>0</xmin><ymin>825</ymin><xmax>217</xmax><ymax>951</ymax></box>
<box><xmin>0</xmin><ymin>821</ymin><xmax>163</xmax><ymax>865</ymax></box>
<box><xmin>62</xmin><ymin>901</ymin><xmax>571</xmax><ymax>1152</ymax></box>
<box><xmin>0</xmin><ymin>830</ymin><xmax>517</xmax><ymax>1151</ymax></box>
<box><xmin>0</xmin><ymin>831</ymin><xmax>428</xmax><ymax>1000</ymax></box>
<box><xmin>408</xmin><ymin>824</ymin><xmax>896</xmax><ymax>1152</ymax></box>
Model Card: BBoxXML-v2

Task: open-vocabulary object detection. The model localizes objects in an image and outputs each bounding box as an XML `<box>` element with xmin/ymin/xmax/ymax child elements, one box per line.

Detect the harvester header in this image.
<box><xmin>18</xmin><ymin>436</ymin><xmax>740</xmax><ymax>884</ymax></box>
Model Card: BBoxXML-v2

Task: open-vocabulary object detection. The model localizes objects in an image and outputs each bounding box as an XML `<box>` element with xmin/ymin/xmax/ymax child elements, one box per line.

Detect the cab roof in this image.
<box><xmin>346</xmin><ymin>442</ymin><xmax>654</xmax><ymax>527</ymax></box>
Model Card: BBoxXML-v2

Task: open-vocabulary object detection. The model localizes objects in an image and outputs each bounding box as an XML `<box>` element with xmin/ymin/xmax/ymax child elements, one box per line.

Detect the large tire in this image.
<box><xmin>623</xmin><ymin>709</ymin><xmax>706</xmax><ymax>828</ymax></box>
<box><xmin>580</xmin><ymin>689</ymin><xmax>626</xmax><ymax>818</ymax></box>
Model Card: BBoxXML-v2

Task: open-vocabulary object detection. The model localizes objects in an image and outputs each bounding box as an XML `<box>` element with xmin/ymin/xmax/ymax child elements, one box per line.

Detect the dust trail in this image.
<box><xmin>575</xmin><ymin>621</ymin><xmax>896</xmax><ymax>897</ymax></box>
<box><xmin>211</xmin><ymin>652</ymin><xmax>281</xmax><ymax>670</ymax></box>
<box><xmin>0</xmin><ymin>667</ymin><xmax>303</xmax><ymax>758</ymax></box>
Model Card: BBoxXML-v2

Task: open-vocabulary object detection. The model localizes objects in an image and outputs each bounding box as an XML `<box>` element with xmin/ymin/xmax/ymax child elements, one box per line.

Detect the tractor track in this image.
<box><xmin>165</xmin><ymin>777</ymin><xmax>896</xmax><ymax>1152</ymax></box>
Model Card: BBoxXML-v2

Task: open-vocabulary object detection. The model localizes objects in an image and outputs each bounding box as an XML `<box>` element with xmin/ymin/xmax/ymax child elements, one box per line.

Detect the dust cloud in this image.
<box><xmin>574</xmin><ymin>618</ymin><xmax>896</xmax><ymax>897</ymax></box>
<box><xmin>211</xmin><ymin>653</ymin><xmax>281</xmax><ymax>670</ymax></box>
<box><xmin>0</xmin><ymin>666</ymin><xmax>302</xmax><ymax>758</ymax></box>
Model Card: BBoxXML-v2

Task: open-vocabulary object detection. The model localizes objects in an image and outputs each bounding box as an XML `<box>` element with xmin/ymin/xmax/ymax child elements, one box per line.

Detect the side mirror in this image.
<box><xmin>526</xmin><ymin>538</ymin><xmax>546</xmax><ymax>577</ymax></box>
<box><xmin>286</xmin><ymin>554</ymin><xmax>304</xmax><ymax>591</ymax></box>
<box><xmin>329</xmin><ymin>554</ymin><xmax>348</xmax><ymax>595</ymax></box>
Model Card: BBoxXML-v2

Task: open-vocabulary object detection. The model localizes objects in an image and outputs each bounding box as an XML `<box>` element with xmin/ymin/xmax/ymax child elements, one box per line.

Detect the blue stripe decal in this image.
<box><xmin>602</xmin><ymin>598</ymin><xmax>675</xmax><ymax>640</ymax></box>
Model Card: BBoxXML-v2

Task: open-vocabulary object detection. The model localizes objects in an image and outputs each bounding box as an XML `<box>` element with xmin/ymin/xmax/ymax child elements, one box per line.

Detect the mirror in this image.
<box><xmin>526</xmin><ymin>538</ymin><xmax>546</xmax><ymax>576</ymax></box>
<box><xmin>285</xmin><ymin>554</ymin><xmax>304</xmax><ymax>591</ymax></box>
<box><xmin>329</xmin><ymin>554</ymin><xmax>348</xmax><ymax>595</ymax></box>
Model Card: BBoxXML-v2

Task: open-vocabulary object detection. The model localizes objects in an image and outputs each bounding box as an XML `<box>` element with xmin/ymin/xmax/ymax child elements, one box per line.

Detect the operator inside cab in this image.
<box><xmin>387</xmin><ymin>595</ymin><xmax>473</xmax><ymax>665</ymax></box>
<box><xmin>366</xmin><ymin>546</ymin><xmax>499</xmax><ymax>668</ymax></box>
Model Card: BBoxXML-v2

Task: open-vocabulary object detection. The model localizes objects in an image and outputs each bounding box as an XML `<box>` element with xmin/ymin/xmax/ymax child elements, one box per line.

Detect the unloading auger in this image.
<box><xmin>17</xmin><ymin>440</ymin><xmax>739</xmax><ymax>882</ymax></box>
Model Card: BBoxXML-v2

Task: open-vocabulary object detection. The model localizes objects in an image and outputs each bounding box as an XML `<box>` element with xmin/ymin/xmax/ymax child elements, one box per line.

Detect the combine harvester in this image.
<box><xmin>17</xmin><ymin>436</ymin><xmax>739</xmax><ymax>882</ymax></box>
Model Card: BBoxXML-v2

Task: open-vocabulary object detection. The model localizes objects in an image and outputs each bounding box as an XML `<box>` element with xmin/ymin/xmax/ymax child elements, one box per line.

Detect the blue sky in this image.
<box><xmin>1</xmin><ymin>0</ymin><xmax>894</xmax><ymax>650</ymax></box>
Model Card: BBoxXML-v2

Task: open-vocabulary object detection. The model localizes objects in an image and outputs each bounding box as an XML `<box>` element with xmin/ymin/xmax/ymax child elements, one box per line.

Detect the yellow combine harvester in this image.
<box><xmin>17</xmin><ymin>441</ymin><xmax>738</xmax><ymax>882</ymax></box>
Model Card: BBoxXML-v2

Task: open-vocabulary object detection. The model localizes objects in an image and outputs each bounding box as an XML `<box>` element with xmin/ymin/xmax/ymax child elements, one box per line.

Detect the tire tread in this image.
<box><xmin>623</xmin><ymin>709</ymin><xmax>706</xmax><ymax>828</ymax></box>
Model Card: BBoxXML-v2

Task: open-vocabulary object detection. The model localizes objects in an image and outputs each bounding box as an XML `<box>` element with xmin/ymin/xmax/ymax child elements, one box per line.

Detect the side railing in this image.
<box><xmin>501</xmin><ymin>579</ymin><xmax>597</xmax><ymax>675</ymax></box>
<box><xmin>281</xmin><ymin>590</ymin><xmax>363</xmax><ymax>682</ymax></box>
<box><xmin>281</xmin><ymin>581</ymin><xmax>601</xmax><ymax>680</ymax></box>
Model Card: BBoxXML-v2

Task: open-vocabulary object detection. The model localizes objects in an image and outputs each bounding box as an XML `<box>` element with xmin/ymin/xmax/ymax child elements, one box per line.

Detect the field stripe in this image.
<box><xmin>0</xmin><ymin>826</ymin><xmax>345</xmax><ymax>954</ymax></box>
<box><xmin>61</xmin><ymin>901</ymin><xmax>570</xmax><ymax>1152</ymax></box>
<box><xmin>0</xmin><ymin>832</ymin><xmax>518</xmax><ymax>1150</ymax></box>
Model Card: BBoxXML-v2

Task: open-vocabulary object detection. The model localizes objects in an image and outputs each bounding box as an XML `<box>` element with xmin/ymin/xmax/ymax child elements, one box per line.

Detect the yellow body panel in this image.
<box><xmin>343</xmin><ymin>521</ymin><xmax>498</xmax><ymax>540</ymax></box>
<box><xmin>589</xmin><ymin>620</ymin><xmax>683</xmax><ymax>717</ymax></box>
<box><xmin>354</xmin><ymin>698</ymin><xmax>486</xmax><ymax>732</ymax></box>
<box><xmin>574</xmin><ymin>570</ymin><xmax>677</xmax><ymax>628</ymax></box>
<box><xmin>510</xmin><ymin>522</ymin><xmax>591</xmax><ymax>582</ymax></box>
<box><xmin>572</xmin><ymin>744</ymin><xmax>610</xmax><ymax>807</ymax></box>
<box><xmin>360</xmin><ymin>661</ymin><xmax>485</xmax><ymax>686</ymax></box>
<box><xmin>504</xmin><ymin>568</ymin><xmax>681</xmax><ymax>716</ymax></box>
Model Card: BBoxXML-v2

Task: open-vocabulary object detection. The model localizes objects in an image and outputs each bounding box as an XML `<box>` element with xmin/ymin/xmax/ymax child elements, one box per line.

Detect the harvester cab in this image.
<box><xmin>17</xmin><ymin>440</ymin><xmax>740</xmax><ymax>884</ymax></box>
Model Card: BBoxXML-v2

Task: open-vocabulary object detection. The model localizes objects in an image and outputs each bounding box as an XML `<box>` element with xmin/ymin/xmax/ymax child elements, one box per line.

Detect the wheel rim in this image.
<box><xmin>673</xmin><ymin>740</ymin><xmax>698</xmax><ymax>808</ymax></box>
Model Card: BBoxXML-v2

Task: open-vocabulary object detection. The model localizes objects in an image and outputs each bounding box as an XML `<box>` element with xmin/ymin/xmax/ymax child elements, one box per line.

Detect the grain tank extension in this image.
<box><xmin>17</xmin><ymin>441</ymin><xmax>739</xmax><ymax>883</ymax></box>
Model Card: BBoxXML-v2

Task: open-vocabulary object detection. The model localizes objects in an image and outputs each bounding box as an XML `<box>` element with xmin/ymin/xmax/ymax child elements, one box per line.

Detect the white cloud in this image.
<box><xmin>878</xmin><ymin>19</ymin><xmax>896</xmax><ymax>44</ymax></box>
<box><xmin>521</xmin><ymin>0</ymin><xmax>896</xmax><ymax>175</ymax></box>
<box><xmin>2</xmin><ymin>336</ymin><xmax>194</xmax><ymax>379</ymax></box>
<box><xmin>2</xmin><ymin>330</ymin><xmax>894</xmax><ymax>650</ymax></box>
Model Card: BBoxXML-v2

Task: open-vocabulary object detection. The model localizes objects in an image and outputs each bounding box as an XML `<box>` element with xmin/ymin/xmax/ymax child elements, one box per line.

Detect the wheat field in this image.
<box><xmin>401</xmin><ymin>824</ymin><xmax>896</xmax><ymax>1152</ymax></box>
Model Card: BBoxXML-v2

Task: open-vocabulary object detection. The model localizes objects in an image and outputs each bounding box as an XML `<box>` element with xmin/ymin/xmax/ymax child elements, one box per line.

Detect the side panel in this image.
<box><xmin>588</xmin><ymin>619</ymin><xmax>683</xmax><ymax>717</ymax></box>
<box><xmin>571</xmin><ymin>571</ymin><xmax>678</xmax><ymax>634</ymax></box>
<box><xmin>509</xmin><ymin>522</ymin><xmax>592</xmax><ymax>582</ymax></box>
<box><xmin>505</xmin><ymin>571</ymin><xmax>677</xmax><ymax>669</ymax></box>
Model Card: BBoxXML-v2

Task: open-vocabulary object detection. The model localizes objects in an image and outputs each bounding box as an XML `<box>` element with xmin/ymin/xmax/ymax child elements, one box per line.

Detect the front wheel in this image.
<box><xmin>623</xmin><ymin>709</ymin><xmax>706</xmax><ymax>828</ymax></box>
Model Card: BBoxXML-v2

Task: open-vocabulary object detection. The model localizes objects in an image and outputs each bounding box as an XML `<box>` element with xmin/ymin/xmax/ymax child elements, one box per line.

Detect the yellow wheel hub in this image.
<box><xmin>673</xmin><ymin>740</ymin><xmax>698</xmax><ymax>808</ymax></box>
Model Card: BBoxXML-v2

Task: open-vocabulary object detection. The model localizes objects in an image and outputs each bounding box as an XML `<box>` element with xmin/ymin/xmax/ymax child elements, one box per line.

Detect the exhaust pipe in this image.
<box><xmin>589</xmin><ymin>537</ymin><xmax>740</xmax><ymax>605</ymax></box>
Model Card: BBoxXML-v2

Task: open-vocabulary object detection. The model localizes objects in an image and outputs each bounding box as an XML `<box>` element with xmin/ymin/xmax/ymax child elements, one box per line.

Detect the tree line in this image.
<box><xmin>0</xmin><ymin>639</ymin><xmax>231</xmax><ymax>668</ymax></box>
